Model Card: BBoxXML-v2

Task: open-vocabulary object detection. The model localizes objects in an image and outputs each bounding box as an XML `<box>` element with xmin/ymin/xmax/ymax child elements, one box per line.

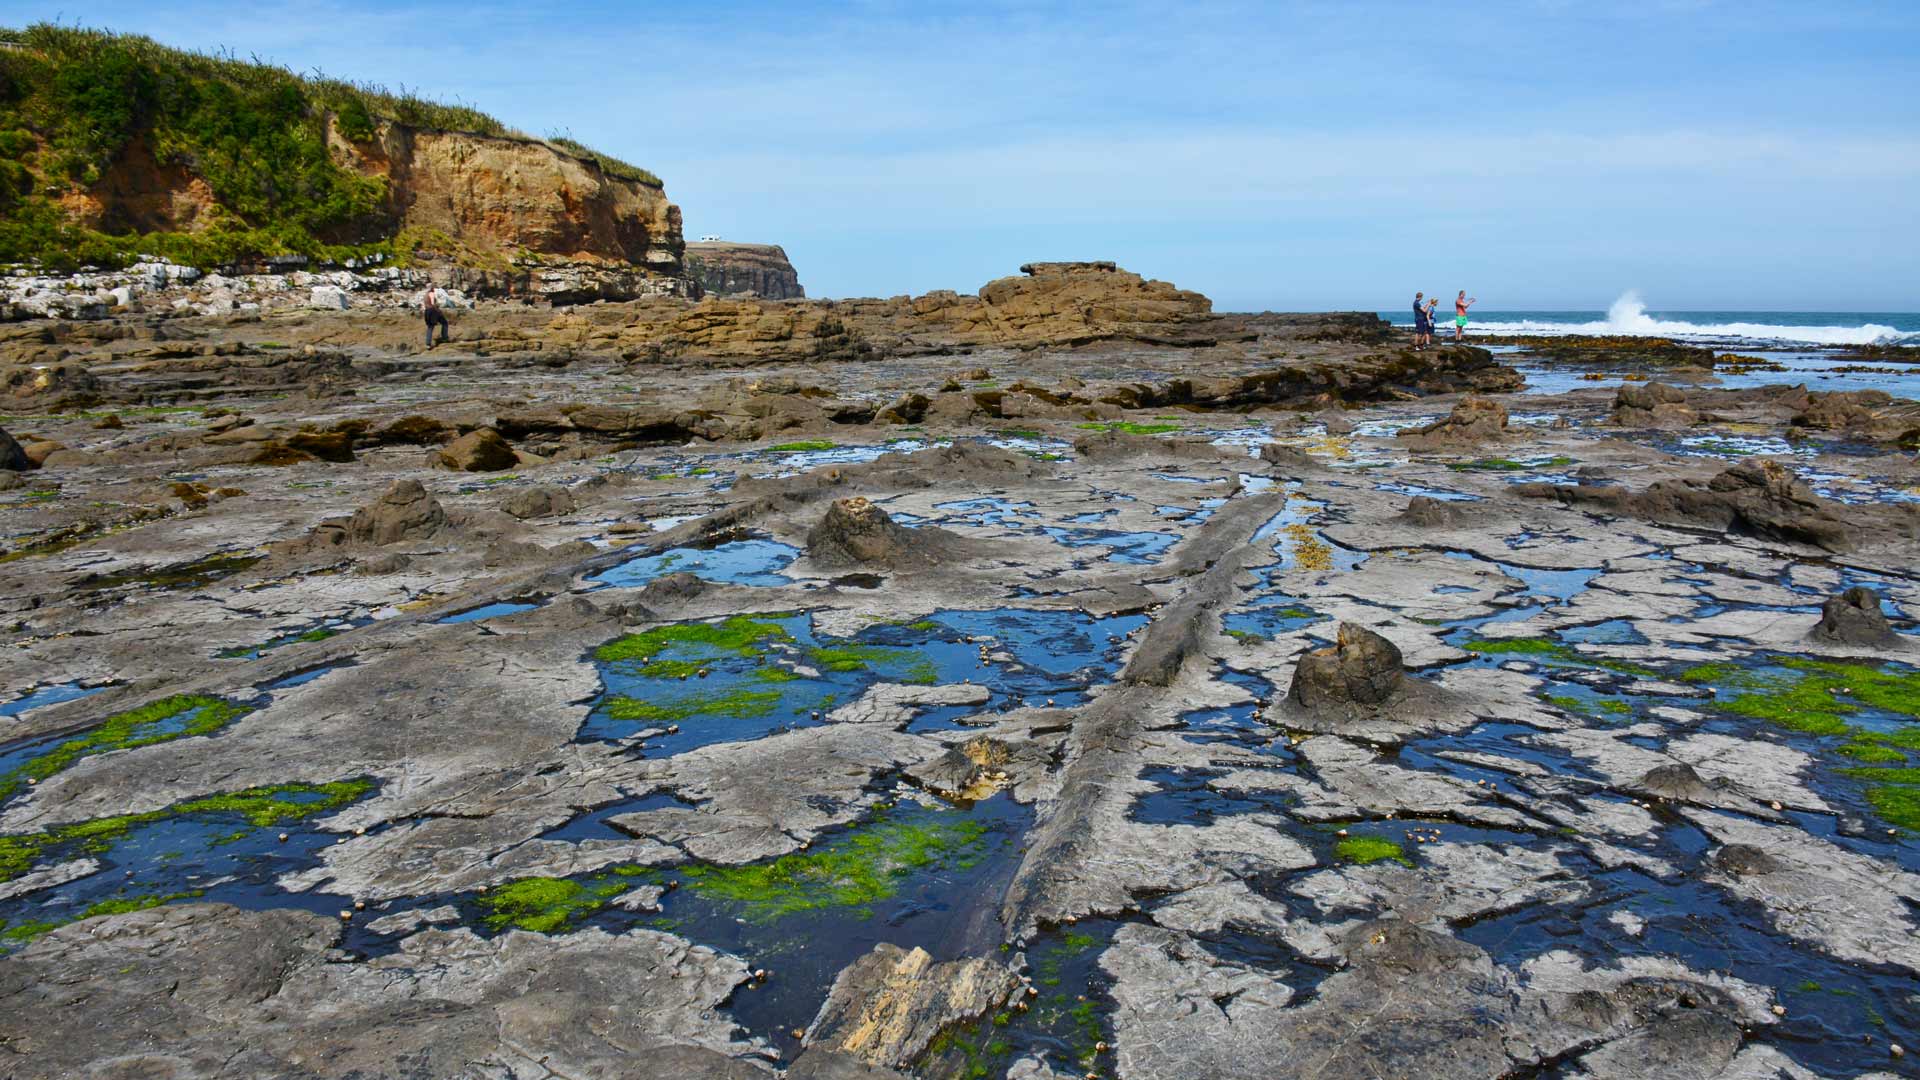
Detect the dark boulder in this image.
<box><xmin>501</xmin><ymin>484</ymin><xmax>576</xmax><ymax>520</ymax></box>
<box><xmin>1810</xmin><ymin>586</ymin><xmax>1900</xmax><ymax>648</ymax></box>
<box><xmin>1289</xmin><ymin>623</ymin><xmax>1406</xmax><ymax>709</ymax></box>
<box><xmin>1396</xmin><ymin>395</ymin><xmax>1508</xmax><ymax>450</ymax></box>
<box><xmin>808</xmin><ymin>497</ymin><xmax>971</xmax><ymax>571</ymax></box>
<box><xmin>1515</xmin><ymin>458</ymin><xmax>1857</xmax><ymax>552</ymax></box>
<box><xmin>0</xmin><ymin>426</ymin><xmax>35</xmax><ymax>471</ymax></box>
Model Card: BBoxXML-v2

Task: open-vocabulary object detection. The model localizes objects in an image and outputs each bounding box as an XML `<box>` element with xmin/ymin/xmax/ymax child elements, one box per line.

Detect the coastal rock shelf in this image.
<box><xmin>0</xmin><ymin>276</ymin><xmax>1916</xmax><ymax>1080</ymax></box>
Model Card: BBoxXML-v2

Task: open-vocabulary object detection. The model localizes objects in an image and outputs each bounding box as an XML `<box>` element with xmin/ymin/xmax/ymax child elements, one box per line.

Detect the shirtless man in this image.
<box><xmin>422</xmin><ymin>284</ymin><xmax>450</xmax><ymax>350</ymax></box>
<box><xmin>1453</xmin><ymin>290</ymin><xmax>1477</xmax><ymax>341</ymax></box>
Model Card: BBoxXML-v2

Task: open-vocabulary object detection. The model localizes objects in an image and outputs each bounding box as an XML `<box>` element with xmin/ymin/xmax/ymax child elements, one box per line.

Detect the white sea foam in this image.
<box><xmin>1471</xmin><ymin>292</ymin><xmax>1916</xmax><ymax>347</ymax></box>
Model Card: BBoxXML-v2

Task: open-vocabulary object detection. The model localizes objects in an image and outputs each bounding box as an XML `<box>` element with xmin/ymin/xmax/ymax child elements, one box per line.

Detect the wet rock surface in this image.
<box><xmin>0</xmin><ymin>285</ymin><xmax>1916</xmax><ymax>1080</ymax></box>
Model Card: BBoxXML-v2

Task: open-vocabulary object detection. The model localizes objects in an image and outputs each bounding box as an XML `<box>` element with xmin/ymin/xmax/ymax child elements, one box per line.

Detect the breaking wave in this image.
<box><xmin>1471</xmin><ymin>292</ymin><xmax>1917</xmax><ymax>347</ymax></box>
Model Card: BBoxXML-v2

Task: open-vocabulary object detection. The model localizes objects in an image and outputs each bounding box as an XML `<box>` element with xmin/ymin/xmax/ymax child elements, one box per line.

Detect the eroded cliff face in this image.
<box><xmin>683</xmin><ymin>242</ymin><xmax>805</xmax><ymax>299</ymax></box>
<box><xmin>336</xmin><ymin>122</ymin><xmax>684</xmax><ymax>273</ymax></box>
<box><xmin>58</xmin><ymin>119</ymin><xmax>684</xmax><ymax>274</ymax></box>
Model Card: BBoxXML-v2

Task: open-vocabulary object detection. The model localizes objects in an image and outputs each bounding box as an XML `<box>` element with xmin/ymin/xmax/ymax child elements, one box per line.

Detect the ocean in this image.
<box><xmin>1378</xmin><ymin>294</ymin><xmax>1919</xmax><ymax>348</ymax></box>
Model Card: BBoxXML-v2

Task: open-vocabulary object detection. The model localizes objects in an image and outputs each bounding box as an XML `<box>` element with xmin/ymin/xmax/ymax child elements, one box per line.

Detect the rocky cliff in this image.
<box><xmin>683</xmin><ymin>242</ymin><xmax>805</xmax><ymax>299</ymax></box>
<box><xmin>0</xmin><ymin>25</ymin><xmax>683</xmax><ymax>281</ymax></box>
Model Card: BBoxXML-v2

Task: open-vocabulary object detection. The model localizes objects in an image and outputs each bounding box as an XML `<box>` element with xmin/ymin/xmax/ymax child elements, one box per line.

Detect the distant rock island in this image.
<box><xmin>684</xmin><ymin>242</ymin><xmax>806</xmax><ymax>300</ymax></box>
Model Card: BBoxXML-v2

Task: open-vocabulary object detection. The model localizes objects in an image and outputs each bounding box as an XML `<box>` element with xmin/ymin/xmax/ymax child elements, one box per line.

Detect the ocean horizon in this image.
<box><xmin>1374</xmin><ymin>294</ymin><xmax>1919</xmax><ymax>348</ymax></box>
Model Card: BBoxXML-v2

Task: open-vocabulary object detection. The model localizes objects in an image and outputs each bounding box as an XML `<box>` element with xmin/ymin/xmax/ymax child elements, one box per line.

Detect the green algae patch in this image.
<box><xmin>1680</xmin><ymin>656</ymin><xmax>1920</xmax><ymax>741</ymax></box>
<box><xmin>604</xmin><ymin>688</ymin><xmax>783</xmax><ymax>724</ymax></box>
<box><xmin>807</xmin><ymin>645</ymin><xmax>937</xmax><ymax>685</ymax></box>
<box><xmin>594</xmin><ymin>616</ymin><xmax>794</xmax><ymax>665</ymax></box>
<box><xmin>1466</xmin><ymin>637</ymin><xmax>1654</xmax><ymax>677</ymax></box>
<box><xmin>1836</xmin><ymin>768</ymin><xmax>1920</xmax><ymax>831</ymax></box>
<box><xmin>767</xmin><ymin>440</ymin><xmax>837</xmax><ymax>453</ymax></box>
<box><xmin>1076</xmin><ymin>421</ymin><xmax>1182</xmax><ymax>436</ymax></box>
<box><xmin>0</xmin><ymin>694</ymin><xmax>250</xmax><ymax>801</ymax></box>
<box><xmin>677</xmin><ymin>812</ymin><xmax>989</xmax><ymax>921</ymax></box>
<box><xmin>0</xmin><ymin>779</ymin><xmax>373</xmax><ymax>884</ymax></box>
<box><xmin>475</xmin><ymin>868</ymin><xmax>657</xmax><ymax>933</ymax></box>
<box><xmin>1446</xmin><ymin>455</ymin><xmax>1576</xmax><ymax>472</ymax></box>
<box><xmin>1335</xmin><ymin>835</ymin><xmax>1412</xmax><ymax>867</ymax></box>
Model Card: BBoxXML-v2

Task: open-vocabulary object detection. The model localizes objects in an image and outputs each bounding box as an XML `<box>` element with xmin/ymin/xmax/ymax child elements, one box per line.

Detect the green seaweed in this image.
<box><xmin>677</xmin><ymin>812</ymin><xmax>989</xmax><ymax>921</ymax></box>
<box><xmin>0</xmin><ymin>779</ymin><xmax>372</xmax><ymax>883</ymax></box>
<box><xmin>593</xmin><ymin>616</ymin><xmax>793</xmax><ymax>664</ymax></box>
<box><xmin>807</xmin><ymin>645</ymin><xmax>937</xmax><ymax>685</ymax></box>
<box><xmin>474</xmin><ymin>870</ymin><xmax>653</xmax><ymax>933</ymax></box>
<box><xmin>1335</xmin><ymin>834</ymin><xmax>1412</xmax><ymax>867</ymax></box>
<box><xmin>0</xmin><ymin>694</ymin><xmax>249</xmax><ymax>801</ymax></box>
<box><xmin>767</xmin><ymin>440</ymin><xmax>837</xmax><ymax>453</ymax></box>
<box><xmin>603</xmin><ymin>688</ymin><xmax>783</xmax><ymax>724</ymax></box>
<box><xmin>1465</xmin><ymin>637</ymin><xmax>1654</xmax><ymax>676</ymax></box>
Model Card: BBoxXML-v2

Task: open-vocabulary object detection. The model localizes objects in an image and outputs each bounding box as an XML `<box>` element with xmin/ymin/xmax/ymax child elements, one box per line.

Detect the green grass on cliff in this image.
<box><xmin>0</xmin><ymin>23</ymin><xmax>657</xmax><ymax>270</ymax></box>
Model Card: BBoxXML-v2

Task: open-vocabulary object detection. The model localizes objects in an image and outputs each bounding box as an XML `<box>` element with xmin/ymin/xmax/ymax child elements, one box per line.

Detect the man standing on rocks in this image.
<box><xmin>1412</xmin><ymin>292</ymin><xmax>1430</xmax><ymax>349</ymax></box>
<box><xmin>421</xmin><ymin>284</ymin><xmax>450</xmax><ymax>350</ymax></box>
<box><xmin>1453</xmin><ymin>290</ymin><xmax>1477</xmax><ymax>341</ymax></box>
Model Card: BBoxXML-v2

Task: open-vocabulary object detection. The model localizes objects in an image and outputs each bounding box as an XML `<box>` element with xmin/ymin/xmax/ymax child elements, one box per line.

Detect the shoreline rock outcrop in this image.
<box><xmin>1289</xmin><ymin>622</ymin><xmax>1406</xmax><ymax>709</ymax></box>
<box><xmin>683</xmin><ymin>242</ymin><xmax>805</xmax><ymax>300</ymax></box>
<box><xmin>1810</xmin><ymin>586</ymin><xmax>1903</xmax><ymax>649</ymax></box>
<box><xmin>1515</xmin><ymin>458</ymin><xmax>1862</xmax><ymax>552</ymax></box>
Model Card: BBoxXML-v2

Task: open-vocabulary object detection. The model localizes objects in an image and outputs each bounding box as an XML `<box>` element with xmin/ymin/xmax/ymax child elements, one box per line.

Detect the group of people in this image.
<box><xmin>1410</xmin><ymin>290</ymin><xmax>1475</xmax><ymax>350</ymax></box>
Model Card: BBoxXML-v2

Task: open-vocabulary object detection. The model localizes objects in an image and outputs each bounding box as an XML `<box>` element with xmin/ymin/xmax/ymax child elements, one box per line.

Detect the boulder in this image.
<box><xmin>0</xmin><ymin>427</ymin><xmax>34</xmax><ymax>471</ymax></box>
<box><xmin>285</xmin><ymin>430</ymin><xmax>355</xmax><ymax>463</ymax></box>
<box><xmin>308</xmin><ymin>285</ymin><xmax>351</xmax><ymax>310</ymax></box>
<box><xmin>1397</xmin><ymin>496</ymin><xmax>1469</xmax><ymax>528</ymax></box>
<box><xmin>1397</xmin><ymin>395</ymin><xmax>1508</xmax><ymax>450</ymax></box>
<box><xmin>1515</xmin><ymin>458</ymin><xmax>1859</xmax><ymax>553</ymax></box>
<box><xmin>339</xmin><ymin>480</ymin><xmax>449</xmax><ymax>547</ymax></box>
<box><xmin>1289</xmin><ymin>623</ymin><xmax>1406</xmax><ymax>709</ymax></box>
<box><xmin>1810</xmin><ymin>586</ymin><xmax>1901</xmax><ymax>648</ymax></box>
<box><xmin>874</xmin><ymin>392</ymin><xmax>929</xmax><ymax>425</ymax></box>
<box><xmin>501</xmin><ymin>484</ymin><xmax>576</xmax><ymax>520</ymax></box>
<box><xmin>20</xmin><ymin>439</ymin><xmax>63</xmax><ymax>467</ymax></box>
<box><xmin>1258</xmin><ymin>442</ymin><xmax>1314</xmax><ymax>468</ymax></box>
<box><xmin>374</xmin><ymin>415</ymin><xmax>453</xmax><ymax>445</ymax></box>
<box><xmin>1613</xmin><ymin>381</ymin><xmax>1698</xmax><ymax>429</ymax></box>
<box><xmin>437</xmin><ymin>427</ymin><xmax>517</xmax><ymax>472</ymax></box>
<box><xmin>807</xmin><ymin>497</ymin><xmax>970</xmax><ymax>570</ymax></box>
<box><xmin>803</xmin><ymin>943</ymin><xmax>1021</xmax><ymax>1069</ymax></box>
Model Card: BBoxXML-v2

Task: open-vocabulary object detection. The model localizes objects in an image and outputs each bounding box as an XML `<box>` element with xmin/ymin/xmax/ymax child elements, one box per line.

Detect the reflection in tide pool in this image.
<box><xmin>593</xmin><ymin>539</ymin><xmax>800</xmax><ymax>588</ymax></box>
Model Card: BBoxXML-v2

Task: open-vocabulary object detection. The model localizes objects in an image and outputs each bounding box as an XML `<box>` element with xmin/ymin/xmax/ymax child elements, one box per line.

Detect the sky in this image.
<box><xmin>13</xmin><ymin>1</ymin><xmax>1920</xmax><ymax>311</ymax></box>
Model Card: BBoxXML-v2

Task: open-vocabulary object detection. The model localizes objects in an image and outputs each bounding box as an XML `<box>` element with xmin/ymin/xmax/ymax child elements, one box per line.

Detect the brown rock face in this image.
<box><xmin>1289</xmin><ymin>623</ymin><xmax>1406</xmax><ymax>709</ymax></box>
<box><xmin>65</xmin><ymin>121</ymin><xmax>685</xmax><ymax>273</ymax></box>
<box><xmin>683</xmin><ymin>242</ymin><xmax>805</xmax><ymax>299</ymax></box>
<box><xmin>437</xmin><ymin>428</ymin><xmax>517</xmax><ymax>472</ymax></box>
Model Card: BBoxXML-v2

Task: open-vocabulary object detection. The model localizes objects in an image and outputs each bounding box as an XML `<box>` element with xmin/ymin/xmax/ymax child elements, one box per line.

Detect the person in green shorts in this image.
<box><xmin>1453</xmin><ymin>290</ymin><xmax>1477</xmax><ymax>341</ymax></box>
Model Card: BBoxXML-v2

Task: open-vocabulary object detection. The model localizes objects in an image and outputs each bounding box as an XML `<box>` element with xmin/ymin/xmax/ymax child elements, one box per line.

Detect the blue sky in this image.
<box><xmin>15</xmin><ymin>1</ymin><xmax>1919</xmax><ymax>311</ymax></box>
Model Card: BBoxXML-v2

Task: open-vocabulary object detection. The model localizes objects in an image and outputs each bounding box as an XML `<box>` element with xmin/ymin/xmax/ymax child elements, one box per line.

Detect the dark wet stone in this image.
<box><xmin>875</xmin><ymin>392</ymin><xmax>930</xmax><ymax>424</ymax></box>
<box><xmin>1707</xmin><ymin>843</ymin><xmax>1786</xmax><ymax>877</ymax></box>
<box><xmin>1289</xmin><ymin>622</ymin><xmax>1405</xmax><ymax>708</ymax></box>
<box><xmin>0</xmin><ymin>425</ymin><xmax>31</xmax><ymax>472</ymax></box>
<box><xmin>1810</xmin><ymin>586</ymin><xmax>1900</xmax><ymax>648</ymax></box>
<box><xmin>1637</xmin><ymin>763</ymin><xmax>1722</xmax><ymax>803</ymax></box>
